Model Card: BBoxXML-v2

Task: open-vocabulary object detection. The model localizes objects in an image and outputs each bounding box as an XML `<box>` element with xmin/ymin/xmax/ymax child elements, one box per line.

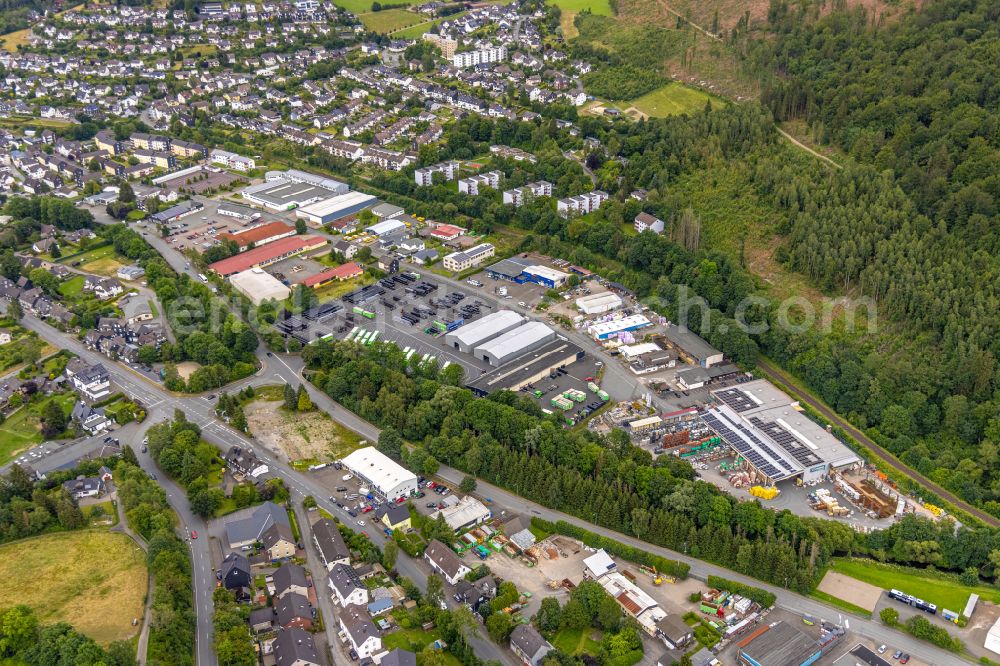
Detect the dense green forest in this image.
<box><xmin>303</xmin><ymin>339</ymin><xmax>1000</xmax><ymax>593</ymax></box>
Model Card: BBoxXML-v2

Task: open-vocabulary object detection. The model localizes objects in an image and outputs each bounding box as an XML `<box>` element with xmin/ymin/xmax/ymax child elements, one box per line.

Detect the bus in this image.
<box><xmin>405</xmin><ymin>349</ymin><xmax>416</xmax><ymax>360</ymax></box>
<box><xmin>198</xmin><ymin>273</ymin><xmax>208</xmax><ymax>282</ymax></box>
<box><xmin>366</xmin><ymin>330</ymin><xmax>380</xmax><ymax>345</ymax></box>
<box><xmin>346</xmin><ymin>326</ymin><xmax>360</xmax><ymax>341</ymax></box>
<box><xmin>888</xmin><ymin>589</ymin><xmax>937</xmax><ymax>615</ymax></box>
<box><xmin>352</xmin><ymin>306</ymin><xmax>375</xmax><ymax>319</ymax></box>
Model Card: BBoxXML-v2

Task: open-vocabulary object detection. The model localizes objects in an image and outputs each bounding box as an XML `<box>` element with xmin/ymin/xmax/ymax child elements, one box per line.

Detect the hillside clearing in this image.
<box><xmin>359</xmin><ymin>8</ymin><xmax>423</xmax><ymax>32</ymax></box>
<box><xmin>0</xmin><ymin>531</ymin><xmax>147</xmax><ymax>645</ymax></box>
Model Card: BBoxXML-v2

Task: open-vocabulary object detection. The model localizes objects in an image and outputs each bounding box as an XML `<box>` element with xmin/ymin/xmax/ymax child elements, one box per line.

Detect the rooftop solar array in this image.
<box><xmin>750</xmin><ymin>417</ymin><xmax>823</xmax><ymax>467</ymax></box>
<box><xmin>703</xmin><ymin>409</ymin><xmax>799</xmax><ymax>481</ymax></box>
<box><xmin>714</xmin><ymin>387</ymin><xmax>758</xmax><ymax>413</ymax></box>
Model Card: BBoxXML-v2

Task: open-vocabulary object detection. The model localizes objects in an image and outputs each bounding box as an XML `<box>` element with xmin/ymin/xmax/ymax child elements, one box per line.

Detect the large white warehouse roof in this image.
<box><xmin>341</xmin><ymin>447</ymin><xmax>416</xmax><ymax>495</ymax></box>
<box><xmin>474</xmin><ymin>321</ymin><xmax>555</xmax><ymax>362</ymax></box>
<box><xmin>446</xmin><ymin>310</ymin><xmax>524</xmax><ymax>348</ymax></box>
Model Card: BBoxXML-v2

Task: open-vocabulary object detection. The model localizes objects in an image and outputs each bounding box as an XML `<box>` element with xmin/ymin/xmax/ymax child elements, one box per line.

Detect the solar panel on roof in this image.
<box><xmin>715</xmin><ymin>388</ymin><xmax>757</xmax><ymax>413</ymax></box>
<box><xmin>750</xmin><ymin>417</ymin><xmax>823</xmax><ymax>467</ymax></box>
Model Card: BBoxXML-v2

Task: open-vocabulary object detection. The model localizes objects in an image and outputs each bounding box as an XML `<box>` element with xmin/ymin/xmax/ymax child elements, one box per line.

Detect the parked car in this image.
<box><xmin>347</xmin><ymin>510</ymin><xmax>357</xmax><ymax>517</ymax></box>
<box><xmin>899</xmin><ymin>655</ymin><xmax>910</xmax><ymax>665</ymax></box>
<box><xmin>892</xmin><ymin>651</ymin><xmax>902</xmax><ymax>660</ymax></box>
<box><xmin>357</xmin><ymin>519</ymin><xmax>365</xmax><ymax>526</ymax></box>
<box><xmin>877</xmin><ymin>646</ymin><xmax>887</xmax><ymax>655</ymax></box>
<box><xmin>190</xmin><ymin>530</ymin><xmax>198</xmax><ymax>539</ymax></box>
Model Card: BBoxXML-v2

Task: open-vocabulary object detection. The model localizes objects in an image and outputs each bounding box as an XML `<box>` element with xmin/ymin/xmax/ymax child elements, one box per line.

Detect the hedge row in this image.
<box><xmin>706</xmin><ymin>575</ymin><xmax>776</xmax><ymax>608</ymax></box>
<box><xmin>531</xmin><ymin>517</ymin><xmax>690</xmax><ymax>579</ymax></box>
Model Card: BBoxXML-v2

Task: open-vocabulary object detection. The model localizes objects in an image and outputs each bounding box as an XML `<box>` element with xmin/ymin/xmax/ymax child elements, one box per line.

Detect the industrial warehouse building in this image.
<box><xmin>663</xmin><ymin>323</ymin><xmax>724</xmax><ymax>368</ymax></box>
<box><xmin>485</xmin><ymin>257</ymin><xmax>570</xmax><ymax>288</ymax></box>
<box><xmin>242</xmin><ymin>170</ymin><xmax>349</xmax><ymax>211</ymax></box>
<box><xmin>367</xmin><ymin>218</ymin><xmax>407</xmax><ymax>238</ymax></box>
<box><xmin>467</xmin><ymin>338</ymin><xmax>584</xmax><ymax>396</ymax></box>
<box><xmin>229</xmin><ymin>268</ymin><xmax>291</xmax><ymax>305</ymax></box>
<box><xmin>218</xmin><ymin>221</ymin><xmax>296</xmax><ymax>250</ymax></box>
<box><xmin>588</xmin><ymin>314</ymin><xmax>652</xmax><ymax>340</ymax></box>
<box><xmin>295</xmin><ymin>191</ymin><xmax>378</xmax><ymax>226</ymax></box>
<box><xmin>445</xmin><ymin>310</ymin><xmax>525</xmax><ymax>353</ymax></box>
<box><xmin>704</xmin><ymin>380</ymin><xmax>861</xmax><ymax>486</ymax></box>
<box><xmin>340</xmin><ymin>447</ymin><xmax>418</xmax><ymax>501</ymax></box>
<box><xmin>474</xmin><ymin>321</ymin><xmax>556</xmax><ymax>367</ymax></box>
<box><xmin>576</xmin><ymin>292</ymin><xmax>622</xmax><ymax>314</ymax></box>
<box><xmin>209</xmin><ymin>235</ymin><xmax>328</xmax><ymax>277</ymax></box>
<box><xmin>736</xmin><ymin>620</ymin><xmax>835</xmax><ymax>666</ymax></box>
<box><xmin>302</xmin><ymin>262</ymin><xmax>364</xmax><ymax>288</ymax></box>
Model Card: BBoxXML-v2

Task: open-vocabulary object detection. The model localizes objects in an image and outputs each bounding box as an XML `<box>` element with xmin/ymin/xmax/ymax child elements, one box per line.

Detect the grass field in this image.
<box><xmin>828</xmin><ymin>558</ymin><xmax>1000</xmax><ymax>612</ymax></box>
<box><xmin>392</xmin><ymin>17</ymin><xmax>442</xmax><ymax>38</ymax></box>
<box><xmin>0</xmin><ymin>531</ymin><xmax>147</xmax><ymax>644</ymax></box>
<box><xmin>550</xmin><ymin>0</ymin><xmax>613</xmax><ymax>14</ymax></box>
<box><xmin>59</xmin><ymin>244</ymin><xmax>127</xmax><ymax>278</ymax></box>
<box><xmin>0</xmin><ymin>392</ymin><xmax>77</xmax><ymax>463</ymax></box>
<box><xmin>59</xmin><ymin>275</ymin><xmax>85</xmax><ymax>298</ymax></box>
<box><xmin>553</xmin><ymin>627</ymin><xmax>602</xmax><ymax>655</ymax></box>
<box><xmin>315</xmin><ymin>276</ymin><xmax>371</xmax><ymax>303</ymax></box>
<box><xmin>359</xmin><ymin>8</ymin><xmax>424</xmax><ymax>32</ymax></box>
<box><xmin>810</xmin><ymin>589</ymin><xmax>872</xmax><ymax>619</ymax></box>
<box><xmin>619</xmin><ymin>82</ymin><xmax>723</xmax><ymax>118</ymax></box>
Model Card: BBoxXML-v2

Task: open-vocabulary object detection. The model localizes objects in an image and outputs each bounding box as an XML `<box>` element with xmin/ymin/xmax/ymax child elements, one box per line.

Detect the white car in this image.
<box><xmin>342</xmin><ymin>474</ymin><xmax>353</xmax><ymax>481</ymax></box>
<box><xmin>357</xmin><ymin>519</ymin><xmax>365</xmax><ymax>526</ymax></box>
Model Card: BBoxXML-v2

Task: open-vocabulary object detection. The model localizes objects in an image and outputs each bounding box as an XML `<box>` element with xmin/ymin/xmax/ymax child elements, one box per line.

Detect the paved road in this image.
<box><xmin>758</xmin><ymin>358</ymin><xmax>1000</xmax><ymax>530</ymax></box>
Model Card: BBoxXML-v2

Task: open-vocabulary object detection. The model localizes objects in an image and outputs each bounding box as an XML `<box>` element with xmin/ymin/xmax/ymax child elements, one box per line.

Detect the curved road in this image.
<box><xmin>757</xmin><ymin>358</ymin><xmax>1000</xmax><ymax>529</ymax></box>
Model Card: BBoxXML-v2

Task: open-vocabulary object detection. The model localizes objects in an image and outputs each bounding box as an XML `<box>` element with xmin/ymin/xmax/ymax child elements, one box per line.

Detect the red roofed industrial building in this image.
<box><xmin>430</xmin><ymin>224</ymin><xmax>465</xmax><ymax>241</ymax></box>
<box><xmin>302</xmin><ymin>262</ymin><xmax>363</xmax><ymax>289</ymax></box>
<box><xmin>218</xmin><ymin>221</ymin><xmax>296</xmax><ymax>250</ymax></box>
<box><xmin>209</xmin><ymin>235</ymin><xmax>328</xmax><ymax>277</ymax></box>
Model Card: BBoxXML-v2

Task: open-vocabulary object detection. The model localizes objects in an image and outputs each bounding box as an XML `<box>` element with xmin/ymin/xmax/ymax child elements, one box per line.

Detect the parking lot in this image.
<box><xmin>160</xmin><ymin>198</ymin><xmax>253</xmax><ymax>252</ymax></box>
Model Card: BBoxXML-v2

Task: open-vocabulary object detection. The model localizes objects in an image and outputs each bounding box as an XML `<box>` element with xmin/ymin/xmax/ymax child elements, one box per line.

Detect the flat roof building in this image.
<box><xmin>295</xmin><ymin>191</ymin><xmax>378</xmax><ymax>226</ymax></box>
<box><xmin>445</xmin><ymin>310</ymin><xmax>525</xmax><ymax>353</ymax></box>
<box><xmin>521</xmin><ymin>265</ymin><xmax>570</xmax><ymax>289</ymax></box>
<box><xmin>474</xmin><ymin>321</ymin><xmax>556</xmax><ymax>367</ymax></box>
<box><xmin>588</xmin><ymin>314</ymin><xmax>651</xmax><ymax>340</ymax></box>
<box><xmin>340</xmin><ymin>447</ymin><xmax>418</xmax><ymax>501</ymax></box>
<box><xmin>230</xmin><ymin>268</ymin><xmax>291</xmax><ymax>305</ymax></box>
<box><xmin>705</xmin><ymin>379</ymin><xmax>861</xmax><ymax>485</ymax></box>
<box><xmin>242</xmin><ymin>172</ymin><xmax>347</xmax><ymax>211</ymax></box>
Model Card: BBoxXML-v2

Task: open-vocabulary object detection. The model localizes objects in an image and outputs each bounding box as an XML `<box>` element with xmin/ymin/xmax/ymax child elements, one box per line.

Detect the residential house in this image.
<box><xmin>328</xmin><ymin>563</ymin><xmax>368</xmax><ymax>607</ymax></box>
<box><xmin>509</xmin><ymin>625</ymin><xmax>553</xmax><ymax>666</ymax></box>
<box><xmin>220</xmin><ymin>552</ymin><xmax>253</xmax><ymax>591</ymax></box>
<box><xmin>262</xmin><ymin>521</ymin><xmax>297</xmax><ymax>560</ymax></box>
<box><xmin>224</xmin><ymin>501</ymin><xmax>290</xmax><ymax>549</ymax></box>
<box><xmin>67</xmin><ymin>361</ymin><xmax>111</xmax><ymax>401</ymax></box>
<box><xmin>634</xmin><ymin>212</ymin><xmax>664</xmax><ymax>234</ymax></box>
<box><xmin>273</xmin><ymin>628</ymin><xmax>323</xmax><ymax>666</ymax></box>
<box><xmin>378</xmin><ymin>504</ymin><xmax>411</xmax><ymax>532</ymax></box>
<box><xmin>312</xmin><ymin>518</ymin><xmax>350</xmax><ymax>570</ymax></box>
<box><xmin>381</xmin><ymin>648</ymin><xmax>416</xmax><ymax>666</ymax></box>
<box><xmin>424</xmin><ymin>539</ymin><xmax>470</xmax><ymax>585</ymax></box>
<box><xmin>339</xmin><ymin>605</ymin><xmax>381</xmax><ymax>659</ymax></box>
<box><xmin>273</xmin><ymin>563</ymin><xmax>310</xmax><ymax>599</ymax></box>
<box><xmin>275</xmin><ymin>591</ymin><xmax>314</xmax><ymax>630</ymax></box>
<box><xmin>62</xmin><ymin>475</ymin><xmax>104</xmax><ymax>500</ymax></box>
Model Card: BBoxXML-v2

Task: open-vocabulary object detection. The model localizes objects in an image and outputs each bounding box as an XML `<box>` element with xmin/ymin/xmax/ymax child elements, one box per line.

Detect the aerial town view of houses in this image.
<box><xmin>0</xmin><ymin>1</ymin><xmax>993</xmax><ymax>666</ymax></box>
